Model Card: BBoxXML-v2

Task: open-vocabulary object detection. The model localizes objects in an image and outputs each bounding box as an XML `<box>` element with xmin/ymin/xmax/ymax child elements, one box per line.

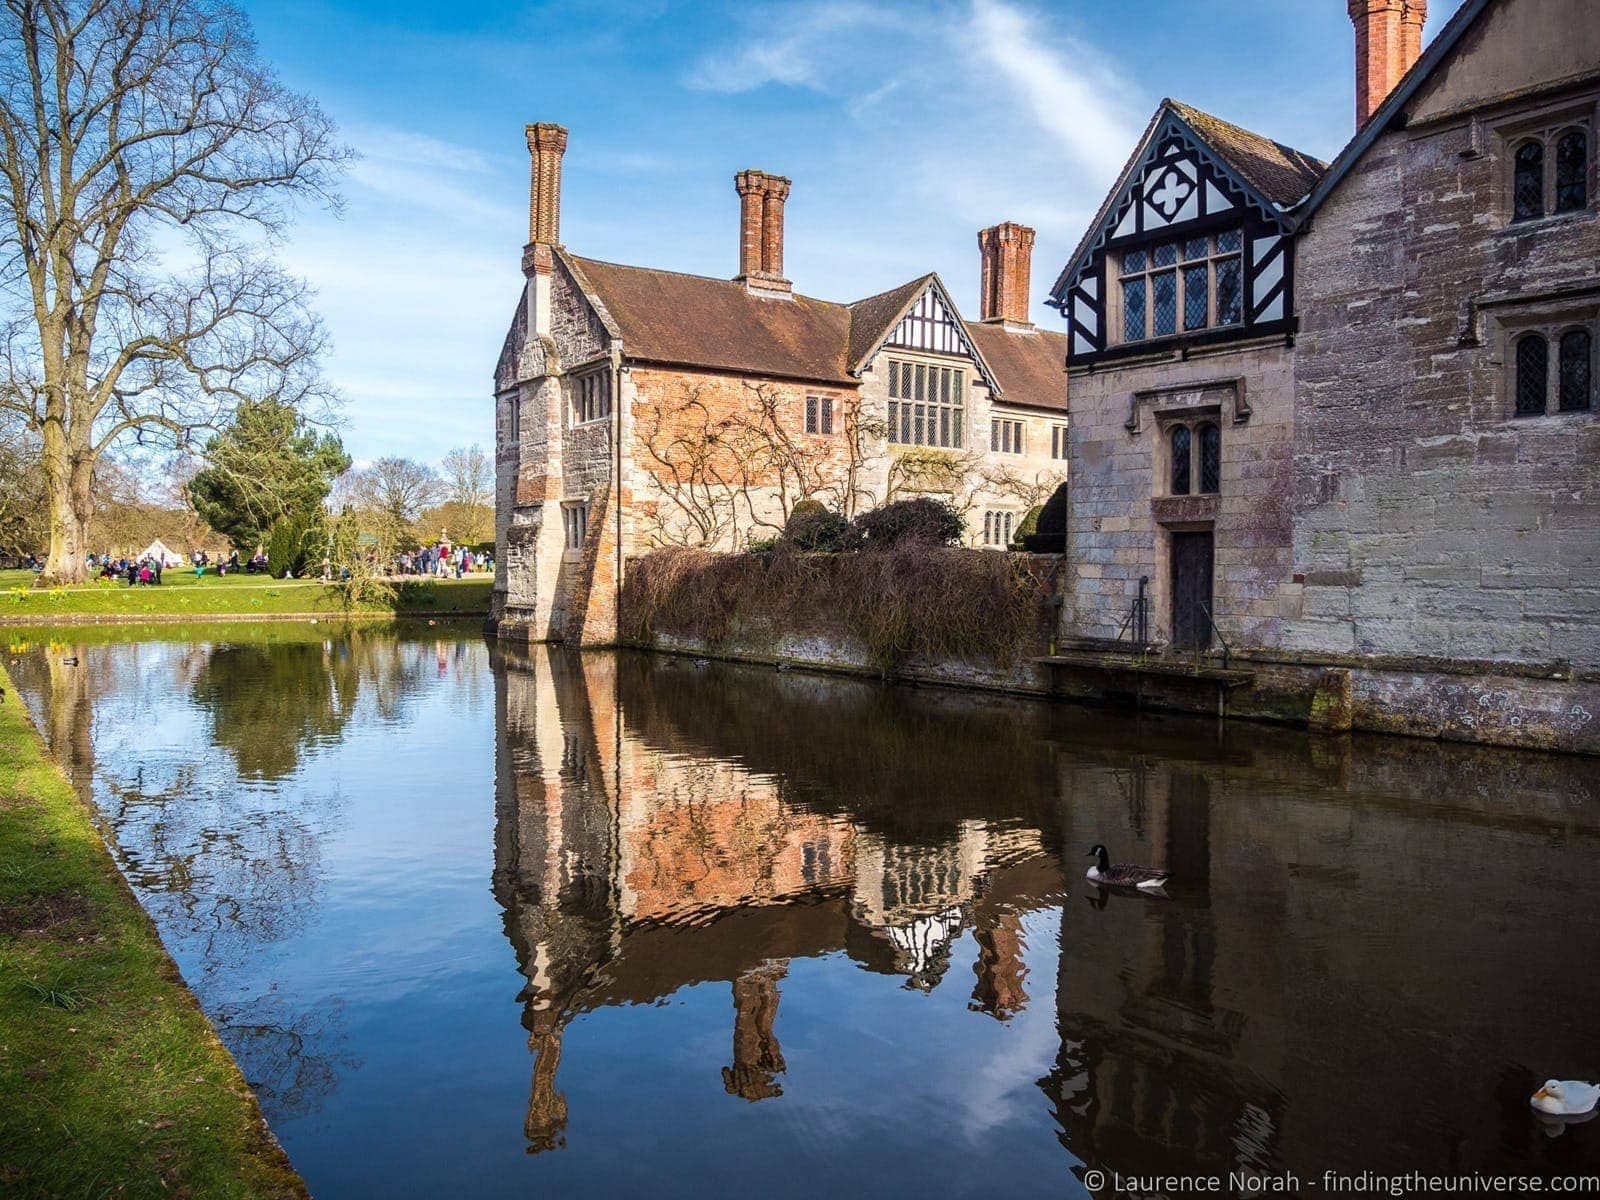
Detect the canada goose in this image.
<box><xmin>1531</xmin><ymin>1080</ymin><xmax>1600</xmax><ymax>1116</ymax></box>
<box><xmin>1086</xmin><ymin>844</ymin><xmax>1170</xmax><ymax>890</ymax></box>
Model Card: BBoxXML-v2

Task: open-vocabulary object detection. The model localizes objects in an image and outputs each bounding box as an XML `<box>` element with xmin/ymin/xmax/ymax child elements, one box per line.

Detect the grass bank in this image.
<box><xmin>0</xmin><ymin>568</ymin><xmax>491</xmax><ymax>623</ymax></box>
<box><xmin>0</xmin><ymin>664</ymin><xmax>306</xmax><ymax>1199</ymax></box>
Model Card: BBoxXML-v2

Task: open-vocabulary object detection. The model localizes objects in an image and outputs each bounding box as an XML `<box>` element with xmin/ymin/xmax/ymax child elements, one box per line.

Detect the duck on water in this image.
<box><xmin>1085</xmin><ymin>844</ymin><xmax>1170</xmax><ymax>890</ymax></box>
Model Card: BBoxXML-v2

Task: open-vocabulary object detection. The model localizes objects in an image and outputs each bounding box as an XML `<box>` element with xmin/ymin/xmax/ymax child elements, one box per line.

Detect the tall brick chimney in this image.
<box><xmin>977</xmin><ymin>222</ymin><xmax>1036</xmax><ymax>327</ymax></box>
<box><xmin>734</xmin><ymin>170</ymin><xmax>793</xmax><ymax>298</ymax></box>
<box><xmin>522</xmin><ymin>122</ymin><xmax>568</xmax><ymax>337</ymax></box>
<box><xmin>1349</xmin><ymin>0</ymin><xmax>1427</xmax><ymax>131</ymax></box>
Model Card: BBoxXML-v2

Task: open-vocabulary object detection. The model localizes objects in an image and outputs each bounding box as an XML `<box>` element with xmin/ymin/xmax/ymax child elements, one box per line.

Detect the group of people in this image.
<box><xmin>395</xmin><ymin>541</ymin><xmax>491</xmax><ymax>579</ymax></box>
<box><xmin>93</xmin><ymin>553</ymin><xmax>167</xmax><ymax>586</ymax></box>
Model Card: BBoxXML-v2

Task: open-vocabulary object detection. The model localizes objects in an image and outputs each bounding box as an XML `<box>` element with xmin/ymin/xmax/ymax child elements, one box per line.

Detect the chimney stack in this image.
<box><xmin>523</xmin><ymin>122</ymin><xmax>568</xmax><ymax>337</ymax></box>
<box><xmin>734</xmin><ymin>170</ymin><xmax>793</xmax><ymax>298</ymax></box>
<box><xmin>977</xmin><ymin>222</ymin><xmax>1036</xmax><ymax>327</ymax></box>
<box><xmin>1349</xmin><ymin>0</ymin><xmax>1427</xmax><ymax>131</ymax></box>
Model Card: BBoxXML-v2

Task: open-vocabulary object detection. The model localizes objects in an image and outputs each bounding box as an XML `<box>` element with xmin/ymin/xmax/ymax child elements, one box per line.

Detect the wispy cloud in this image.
<box><xmin>683</xmin><ymin>2</ymin><xmax>905</xmax><ymax>93</ymax></box>
<box><xmin>965</xmin><ymin>0</ymin><xmax>1140</xmax><ymax>179</ymax></box>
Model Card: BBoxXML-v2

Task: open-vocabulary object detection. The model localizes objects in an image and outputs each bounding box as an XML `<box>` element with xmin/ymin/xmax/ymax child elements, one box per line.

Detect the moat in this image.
<box><xmin>11</xmin><ymin>626</ymin><xmax>1600</xmax><ymax>1197</ymax></box>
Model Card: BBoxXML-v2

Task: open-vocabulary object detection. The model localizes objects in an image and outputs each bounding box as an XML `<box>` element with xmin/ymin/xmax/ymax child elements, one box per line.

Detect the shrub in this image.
<box><xmin>264</xmin><ymin>508</ymin><xmax>324</xmax><ymax>578</ymax></box>
<box><xmin>852</xmin><ymin>497</ymin><xmax>964</xmax><ymax>549</ymax></box>
<box><xmin>1011</xmin><ymin>505</ymin><xmax>1043</xmax><ymax>551</ymax></box>
<box><xmin>621</xmin><ymin>541</ymin><xmax>1052</xmax><ymax>672</ymax></box>
<box><xmin>781</xmin><ymin>501</ymin><xmax>857</xmax><ymax>552</ymax></box>
<box><xmin>1022</xmin><ymin>483</ymin><xmax>1069</xmax><ymax>553</ymax></box>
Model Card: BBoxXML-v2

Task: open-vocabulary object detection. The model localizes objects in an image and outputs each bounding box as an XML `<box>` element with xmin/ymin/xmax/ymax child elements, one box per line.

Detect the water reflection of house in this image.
<box><xmin>491</xmin><ymin>645</ymin><xmax>1060</xmax><ymax>1151</ymax></box>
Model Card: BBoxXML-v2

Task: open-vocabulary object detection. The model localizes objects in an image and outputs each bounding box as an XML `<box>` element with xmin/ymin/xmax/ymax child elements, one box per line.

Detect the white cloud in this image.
<box><xmin>966</xmin><ymin>0</ymin><xmax>1141</xmax><ymax>180</ymax></box>
<box><xmin>683</xmin><ymin>2</ymin><xmax>905</xmax><ymax>93</ymax></box>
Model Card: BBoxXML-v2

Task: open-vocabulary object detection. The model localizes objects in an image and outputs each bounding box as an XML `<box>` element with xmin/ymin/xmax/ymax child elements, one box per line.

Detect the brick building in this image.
<box><xmin>492</xmin><ymin>135</ymin><xmax>1069</xmax><ymax>645</ymax></box>
<box><xmin>1047</xmin><ymin>0</ymin><xmax>1600</xmax><ymax>751</ymax></box>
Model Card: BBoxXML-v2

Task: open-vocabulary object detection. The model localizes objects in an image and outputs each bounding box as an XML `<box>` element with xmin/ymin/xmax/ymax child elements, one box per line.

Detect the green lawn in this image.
<box><xmin>0</xmin><ymin>568</ymin><xmax>492</xmax><ymax>620</ymax></box>
<box><xmin>0</xmin><ymin>664</ymin><xmax>307</xmax><ymax>1198</ymax></box>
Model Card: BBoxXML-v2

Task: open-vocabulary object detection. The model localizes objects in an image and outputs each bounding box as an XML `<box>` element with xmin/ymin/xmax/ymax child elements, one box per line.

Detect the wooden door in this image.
<box><xmin>1170</xmin><ymin>531</ymin><xmax>1214</xmax><ymax>650</ymax></box>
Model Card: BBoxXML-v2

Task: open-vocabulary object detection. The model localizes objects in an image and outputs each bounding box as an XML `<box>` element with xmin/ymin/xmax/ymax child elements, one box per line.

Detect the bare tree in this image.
<box><xmin>0</xmin><ymin>0</ymin><xmax>350</xmax><ymax>583</ymax></box>
<box><xmin>438</xmin><ymin>443</ymin><xmax>492</xmax><ymax>541</ymax></box>
<box><xmin>351</xmin><ymin>456</ymin><xmax>439</xmax><ymax>544</ymax></box>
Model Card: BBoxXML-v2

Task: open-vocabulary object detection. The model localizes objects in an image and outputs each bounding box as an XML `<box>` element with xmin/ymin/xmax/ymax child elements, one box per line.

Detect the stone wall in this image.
<box><xmin>1289</xmin><ymin>82</ymin><xmax>1600</xmax><ymax>672</ymax></box>
<box><xmin>1064</xmin><ymin>338</ymin><xmax>1297</xmax><ymax>646</ymax></box>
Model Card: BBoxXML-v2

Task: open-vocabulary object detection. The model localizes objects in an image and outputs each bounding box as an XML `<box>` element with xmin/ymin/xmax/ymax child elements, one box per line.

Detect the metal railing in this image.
<box><xmin>1115</xmin><ymin>576</ymin><xmax>1150</xmax><ymax>646</ymax></box>
<box><xmin>1198</xmin><ymin>600</ymin><xmax>1231</xmax><ymax>671</ymax></box>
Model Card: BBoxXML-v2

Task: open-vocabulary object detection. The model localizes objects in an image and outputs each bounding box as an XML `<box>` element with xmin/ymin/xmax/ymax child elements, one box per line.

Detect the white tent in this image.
<box><xmin>139</xmin><ymin>539</ymin><xmax>185</xmax><ymax>568</ymax></box>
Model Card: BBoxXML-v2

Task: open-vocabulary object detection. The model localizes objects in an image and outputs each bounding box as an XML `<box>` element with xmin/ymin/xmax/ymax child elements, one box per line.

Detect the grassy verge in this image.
<box><xmin>0</xmin><ymin>664</ymin><xmax>306</xmax><ymax>1199</ymax></box>
<box><xmin>0</xmin><ymin>568</ymin><xmax>491</xmax><ymax>621</ymax></box>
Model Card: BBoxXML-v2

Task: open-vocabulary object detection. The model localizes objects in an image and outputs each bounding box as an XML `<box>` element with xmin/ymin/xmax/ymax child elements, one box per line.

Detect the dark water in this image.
<box><xmin>10</xmin><ymin>626</ymin><xmax>1600</xmax><ymax>1198</ymax></box>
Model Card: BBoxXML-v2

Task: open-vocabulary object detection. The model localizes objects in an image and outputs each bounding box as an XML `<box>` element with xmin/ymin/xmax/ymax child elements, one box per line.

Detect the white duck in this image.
<box><xmin>1531</xmin><ymin>1080</ymin><xmax>1600</xmax><ymax>1115</ymax></box>
<box><xmin>1085</xmin><ymin>844</ymin><xmax>1170</xmax><ymax>890</ymax></box>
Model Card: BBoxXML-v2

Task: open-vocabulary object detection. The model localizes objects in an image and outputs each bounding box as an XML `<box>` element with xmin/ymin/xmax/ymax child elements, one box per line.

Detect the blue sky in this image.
<box><xmin>242</xmin><ymin>0</ymin><xmax>1461</xmax><ymax>464</ymax></box>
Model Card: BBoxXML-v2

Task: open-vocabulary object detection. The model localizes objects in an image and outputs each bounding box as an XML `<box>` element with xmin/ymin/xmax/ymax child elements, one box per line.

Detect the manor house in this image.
<box><xmin>1048</xmin><ymin>0</ymin><xmax>1600</xmax><ymax>750</ymax></box>
<box><xmin>492</xmin><ymin>136</ymin><xmax>1068</xmax><ymax>643</ymax></box>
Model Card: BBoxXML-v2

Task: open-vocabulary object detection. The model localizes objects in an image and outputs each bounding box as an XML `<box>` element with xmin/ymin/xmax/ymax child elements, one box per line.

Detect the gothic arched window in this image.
<box><xmin>1560</xmin><ymin>329</ymin><xmax>1593</xmax><ymax>413</ymax></box>
<box><xmin>1198</xmin><ymin>423</ymin><xmax>1221</xmax><ymax>494</ymax></box>
<box><xmin>1170</xmin><ymin>425</ymin><xmax>1191</xmax><ymax>495</ymax></box>
<box><xmin>1556</xmin><ymin>130</ymin><xmax>1589</xmax><ymax>214</ymax></box>
<box><xmin>1515</xmin><ymin>333</ymin><xmax>1549</xmax><ymax>415</ymax></box>
<box><xmin>1513</xmin><ymin>140</ymin><xmax>1545</xmax><ymax>222</ymax></box>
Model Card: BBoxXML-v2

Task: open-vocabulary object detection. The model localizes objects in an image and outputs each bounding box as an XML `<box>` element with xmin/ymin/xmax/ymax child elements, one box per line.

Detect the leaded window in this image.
<box><xmin>1122</xmin><ymin>277</ymin><xmax>1146</xmax><ymax>343</ymax></box>
<box><xmin>1170</xmin><ymin>425</ymin><xmax>1191</xmax><ymax>495</ymax></box>
<box><xmin>573</xmin><ymin>369</ymin><xmax>610</xmax><ymax>424</ymax></box>
<box><xmin>1050</xmin><ymin>424</ymin><xmax>1068</xmax><ymax>460</ymax></box>
<box><xmin>1515</xmin><ymin>334</ymin><xmax>1548</xmax><ymax>415</ymax></box>
<box><xmin>1120</xmin><ymin>232</ymin><xmax>1244</xmax><ymax>343</ymax></box>
<box><xmin>562</xmin><ymin>502</ymin><xmax>589</xmax><ymax>552</ymax></box>
<box><xmin>990</xmin><ymin>417</ymin><xmax>1024</xmax><ymax>455</ymax></box>
<box><xmin>1556</xmin><ymin>130</ymin><xmax>1588</xmax><ymax>214</ymax></box>
<box><xmin>1560</xmin><ymin>329</ymin><xmax>1592</xmax><ymax>412</ymax></box>
<box><xmin>806</xmin><ymin>395</ymin><xmax>834</xmax><ymax>434</ymax></box>
<box><xmin>1152</xmin><ymin>270</ymin><xmax>1177</xmax><ymax>336</ymax></box>
<box><xmin>1514</xmin><ymin>141</ymin><xmax>1544</xmax><ymax>222</ymax></box>
<box><xmin>1198</xmin><ymin>423</ymin><xmax>1220</xmax><ymax>494</ymax></box>
<box><xmin>887</xmin><ymin>359</ymin><xmax>964</xmax><ymax>448</ymax></box>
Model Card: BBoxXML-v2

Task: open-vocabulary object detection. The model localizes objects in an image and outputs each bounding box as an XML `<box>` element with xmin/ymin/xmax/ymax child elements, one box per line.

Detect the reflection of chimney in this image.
<box><xmin>978</xmin><ymin>222</ymin><xmax>1036</xmax><ymax>327</ymax></box>
<box><xmin>722</xmin><ymin>962</ymin><xmax>788</xmax><ymax>1101</ymax></box>
<box><xmin>524</xmin><ymin>1010</ymin><xmax>569</xmax><ymax>1153</ymax></box>
<box><xmin>522</xmin><ymin>122</ymin><xmax>569</xmax><ymax>337</ymax></box>
<box><xmin>969</xmin><ymin>914</ymin><xmax>1030</xmax><ymax>1021</ymax></box>
<box><xmin>734</xmin><ymin>170</ymin><xmax>793</xmax><ymax>299</ymax></box>
<box><xmin>1349</xmin><ymin>1</ymin><xmax>1427</xmax><ymax>131</ymax></box>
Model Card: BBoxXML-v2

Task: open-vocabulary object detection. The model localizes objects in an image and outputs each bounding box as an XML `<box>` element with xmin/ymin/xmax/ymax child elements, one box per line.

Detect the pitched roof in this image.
<box><xmin>845</xmin><ymin>275</ymin><xmax>933</xmax><ymax>373</ymax></box>
<box><xmin>561</xmin><ymin>253</ymin><xmax>856</xmax><ymax>385</ymax></box>
<box><xmin>965</xmin><ymin>323</ymin><xmax>1068</xmax><ymax>413</ymax></box>
<box><xmin>1050</xmin><ymin>99</ymin><xmax>1326</xmax><ymax>304</ymax></box>
<box><xmin>1163</xmin><ymin>99</ymin><xmax>1327</xmax><ymax>209</ymax></box>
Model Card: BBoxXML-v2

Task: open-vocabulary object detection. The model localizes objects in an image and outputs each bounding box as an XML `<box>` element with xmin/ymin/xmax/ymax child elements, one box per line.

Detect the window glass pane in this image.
<box><xmin>1170</xmin><ymin>426</ymin><xmax>1191</xmax><ymax>495</ymax></box>
<box><xmin>1516</xmin><ymin>334</ymin><xmax>1548</xmax><ymax>415</ymax></box>
<box><xmin>1152</xmin><ymin>271</ymin><xmax>1177</xmax><ymax>336</ymax></box>
<box><xmin>1215</xmin><ymin>258</ymin><xmax>1242</xmax><ymax>325</ymax></box>
<box><xmin>1183</xmin><ymin>264</ymin><xmax>1209</xmax><ymax>331</ymax></box>
<box><xmin>953</xmin><ymin>410</ymin><xmax>962</xmax><ymax>448</ymax></box>
<box><xmin>1153</xmin><ymin>242</ymin><xmax>1177</xmax><ymax>267</ymax></box>
<box><xmin>1514</xmin><ymin>141</ymin><xmax>1544</xmax><ymax>221</ymax></box>
<box><xmin>901</xmin><ymin>403</ymin><xmax>912</xmax><ymax>443</ymax></box>
<box><xmin>889</xmin><ymin>361</ymin><xmax>900</xmax><ymax>397</ymax></box>
<box><xmin>1216</xmin><ymin>229</ymin><xmax>1242</xmax><ymax>253</ymax></box>
<box><xmin>1556</xmin><ymin>131</ymin><xmax>1588</xmax><ymax>214</ymax></box>
<box><xmin>914</xmin><ymin>363</ymin><xmax>926</xmax><ymax>403</ymax></box>
<box><xmin>887</xmin><ymin>401</ymin><xmax>899</xmax><ymax>442</ymax></box>
<box><xmin>953</xmin><ymin>373</ymin><xmax>963</xmax><ymax>404</ymax></box>
<box><xmin>1198</xmin><ymin>423</ymin><xmax>1220</xmax><ymax>494</ymax></box>
<box><xmin>805</xmin><ymin>396</ymin><xmax>817</xmax><ymax>433</ymax></box>
<box><xmin>940</xmin><ymin>407</ymin><xmax>950</xmax><ymax>446</ymax></box>
<box><xmin>1122</xmin><ymin>248</ymin><xmax>1146</xmax><ymax>274</ymax></box>
<box><xmin>914</xmin><ymin>404</ymin><xmax>925</xmax><ymax>445</ymax></box>
<box><xmin>822</xmin><ymin>397</ymin><xmax>834</xmax><ymax>434</ymax></box>
<box><xmin>1122</xmin><ymin>277</ymin><xmax>1146</xmax><ymax>342</ymax></box>
<box><xmin>1183</xmin><ymin>237</ymin><xmax>1207</xmax><ymax>260</ymax></box>
<box><xmin>991</xmin><ymin>419</ymin><xmax>1000</xmax><ymax>451</ymax></box>
<box><xmin>1560</xmin><ymin>329</ymin><xmax>1592</xmax><ymax>412</ymax></box>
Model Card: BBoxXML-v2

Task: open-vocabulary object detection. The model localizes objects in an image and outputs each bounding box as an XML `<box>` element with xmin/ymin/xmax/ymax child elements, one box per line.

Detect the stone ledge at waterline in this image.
<box><xmin>495</xmin><ymin>545</ymin><xmax>1600</xmax><ymax>756</ymax></box>
<box><xmin>0</xmin><ymin>664</ymin><xmax>307</xmax><ymax>1200</ymax></box>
